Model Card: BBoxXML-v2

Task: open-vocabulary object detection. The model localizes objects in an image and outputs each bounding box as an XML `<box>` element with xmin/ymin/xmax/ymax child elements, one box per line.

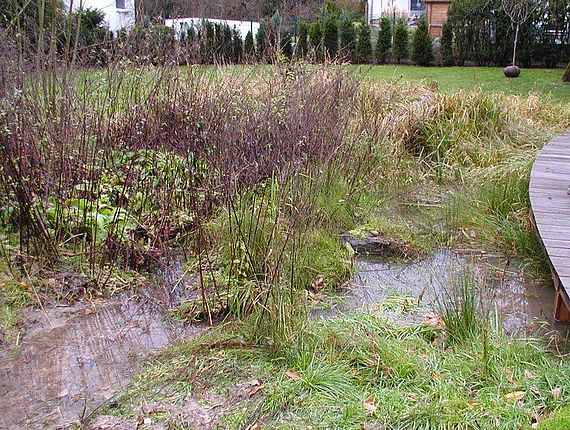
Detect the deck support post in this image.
<box><xmin>555</xmin><ymin>290</ymin><xmax>570</xmax><ymax>323</ymax></box>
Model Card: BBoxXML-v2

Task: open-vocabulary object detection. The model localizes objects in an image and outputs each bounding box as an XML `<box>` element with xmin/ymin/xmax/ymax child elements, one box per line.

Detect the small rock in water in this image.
<box><xmin>340</xmin><ymin>233</ymin><xmax>402</xmax><ymax>256</ymax></box>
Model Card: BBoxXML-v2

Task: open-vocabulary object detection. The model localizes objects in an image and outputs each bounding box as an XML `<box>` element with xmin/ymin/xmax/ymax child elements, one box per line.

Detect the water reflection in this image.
<box><xmin>338</xmin><ymin>250</ymin><xmax>568</xmax><ymax>338</ymax></box>
<box><xmin>0</xmin><ymin>292</ymin><xmax>204</xmax><ymax>429</ymax></box>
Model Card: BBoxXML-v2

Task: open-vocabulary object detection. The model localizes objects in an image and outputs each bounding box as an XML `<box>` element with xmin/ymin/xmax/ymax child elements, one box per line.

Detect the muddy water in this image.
<box><xmin>0</xmin><ymin>276</ymin><xmax>205</xmax><ymax>430</ymax></box>
<box><xmin>0</xmin><ymin>251</ymin><xmax>565</xmax><ymax>429</ymax></box>
<box><xmin>341</xmin><ymin>250</ymin><xmax>566</xmax><ymax>337</ymax></box>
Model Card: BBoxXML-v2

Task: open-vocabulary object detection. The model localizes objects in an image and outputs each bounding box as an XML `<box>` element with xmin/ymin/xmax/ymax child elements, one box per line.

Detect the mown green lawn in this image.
<box><xmin>351</xmin><ymin>65</ymin><xmax>570</xmax><ymax>103</ymax></box>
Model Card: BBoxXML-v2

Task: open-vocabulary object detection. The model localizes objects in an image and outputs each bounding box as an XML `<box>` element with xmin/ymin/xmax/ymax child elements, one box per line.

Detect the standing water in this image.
<box><xmin>0</xmin><ymin>269</ymin><xmax>205</xmax><ymax>430</ymax></box>
<box><xmin>0</xmin><ymin>251</ymin><xmax>567</xmax><ymax>429</ymax></box>
<box><xmin>340</xmin><ymin>250</ymin><xmax>565</xmax><ymax>337</ymax></box>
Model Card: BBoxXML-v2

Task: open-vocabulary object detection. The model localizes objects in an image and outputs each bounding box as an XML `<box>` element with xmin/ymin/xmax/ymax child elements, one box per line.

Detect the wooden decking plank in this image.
<box><xmin>544</xmin><ymin>248</ymin><xmax>570</xmax><ymax>258</ymax></box>
<box><xmin>532</xmin><ymin>206</ymin><xmax>570</xmax><ymax>214</ymax></box>
<box><xmin>529</xmin><ymin>129</ymin><xmax>570</xmax><ymax>319</ymax></box>
<box><xmin>535</xmin><ymin>222</ymin><xmax>570</xmax><ymax>231</ymax></box>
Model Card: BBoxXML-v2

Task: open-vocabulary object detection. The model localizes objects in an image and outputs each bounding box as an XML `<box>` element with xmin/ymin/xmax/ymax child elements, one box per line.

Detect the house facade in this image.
<box><xmin>366</xmin><ymin>0</ymin><xmax>426</xmax><ymax>25</ymax></box>
<box><xmin>78</xmin><ymin>0</ymin><xmax>136</xmax><ymax>33</ymax></box>
<box><xmin>164</xmin><ymin>18</ymin><xmax>261</xmax><ymax>41</ymax></box>
<box><xmin>425</xmin><ymin>0</ymin><xmax>452</xmax><ymax>37</ymax></box>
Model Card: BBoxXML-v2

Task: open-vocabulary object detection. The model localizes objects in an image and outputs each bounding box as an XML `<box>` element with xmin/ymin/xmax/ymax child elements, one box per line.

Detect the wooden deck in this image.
<box><xmin>529</xmin><ymin>129</ymin><xmax>570</xmax><ymax>322</ymax></box>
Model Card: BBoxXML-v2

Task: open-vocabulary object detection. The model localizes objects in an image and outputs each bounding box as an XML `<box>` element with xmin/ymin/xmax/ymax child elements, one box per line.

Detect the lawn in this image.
<box><xmin>352</xmin><ymin>65</ymin><xmax>570</xmax><ymax>103</ymax></box>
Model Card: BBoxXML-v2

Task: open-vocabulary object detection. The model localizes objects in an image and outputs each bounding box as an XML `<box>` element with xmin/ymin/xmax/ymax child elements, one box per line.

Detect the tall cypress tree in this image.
<box><xmin>244</xmin><ymin>30</ymin><xmax>255</xmax><ymax>59</ymax></box>
<box><xmin>322</xmin><ymin>15</ymin><xmax>339</xmax><ymax>60</ymax></box>
<box><xmin>339</xmin><ymin>18</ymin><xmax>356</xmax><ymax>61</ymax></box>
<box><xmin>222</xmin><ymin>24</ymin><xmax>233</xmax><ymax>62</ymax></box>
<box><xmin>203</xmin><ymin>20</ymin><xmax>215</xmax><ymax>63</ymax></box>
<box><xmin>440</xmin><ymin>21</ymin><xmax>454</xmax><ymax>66</ymax></box>
<box><xmin>297</xmin><ymin>21</ymin><xmax>308</xmax><ymax>58</ymax></box>
<box><xmin>355</xmin><ymin>24</ymin><xmax>372</xmax><ymax>64</ymax></box>
<box><xmin>256</xmin><ymin>22</ymin><xmax>267</xmax><ymax>60</ymax></box>
<box><xmin>308</xmin><ymin>21</ymin><xmax>323</xmax><ymax>61</ymax></box>
<box><xmin>412</xmin><ymin>16</ymin><xmax>434</xmax><ymax>66</ymax></box>
<box><xmin>232</xmin><ymin>28</ymin><xmax>243</xmax><ymax>64</ymax></box>
<box><xmin>393</xmin><ymin>18</ymin><xmax>409</xmax><ymax>64</ymax></box>
<box><xmin>374</xmin><ymin>17</ymin><xmax>392</xmax><ymax>64</ymax></box>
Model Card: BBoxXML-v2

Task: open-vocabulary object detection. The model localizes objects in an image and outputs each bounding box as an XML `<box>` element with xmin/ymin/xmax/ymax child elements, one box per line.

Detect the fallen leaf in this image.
<box><xmin>505</xmin><ymin>369</ymin><xmax>515</xmax><ymax>384</ymax></box>
<box><xmin>310</xmin><ymin>275</ymin><xmax>325</xmax><ymax>292</ymax></box>
<box><xmin>285</xmin><ymin>370</ymin><xmax>301</xmax><ymax>380</ymax></box>
<box><xmin>432</xmin><ymin>372</ymin><xmax>444</xmax><ymax>382</ymax></box>
<box><xmin>245</xmin><ymin>379</ymin><xmax>261</xmax><ymax>387</ymax></box>
<box><xmin>551</xmin><ymin>387</ymin><xmax>562</xmax><ymax>398</ymax></box>
<box><xmin>524</xmin><ymin>369</ymin><xmax>537</xmax><ymax>380</ymax></box>
<box><xmin>466</xmin><ymin>400</ymin><xmax>478</xmax><ymax>407</ymax></box>
<box><xmin>424</xmin><ymin>313</ymin><xmax>444</xmax><ymax>328</ymax></box>
<box><xmin>363</xmin><ymin>399</ymin><xmax>377</xmax><ymax>413</ymax></box>
<box><xmin>247</xmin><ymin>385</ymin><xmax>264</xmax><ymax>397</ymax></box>
<box><xmin>505</xmin><ymin>391</ymin><xmax>526</xmax><ymax>401</ymax></box>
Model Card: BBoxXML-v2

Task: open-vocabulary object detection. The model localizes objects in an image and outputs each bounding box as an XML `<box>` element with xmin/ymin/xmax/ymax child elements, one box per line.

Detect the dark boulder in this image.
<box><xmin>503</xmin><ymin>65</ymin><xmax>520</xmax><ymax>78</ymax></box>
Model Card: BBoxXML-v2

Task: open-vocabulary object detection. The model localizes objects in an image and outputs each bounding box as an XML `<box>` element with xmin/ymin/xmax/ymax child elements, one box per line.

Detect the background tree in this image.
<box><xmin>439</xmin><ymin>21</ymin><xmax>454</xmax><ymax>66</ymax></box>
<box><xmin>232</xmin><ymin>28</ymin><xmax>243</xmax><ymax>63</ymax></box>
<box><xmin>308</xmin><ymin>21</ymin><xmax>323</xmax><ymax>60</ymax></box>
<box><xmin>222</xmin><ymin>24</ymin><xmax>233</xmax><ymax>62</ymax></box>
<box><xmin>185</xmin><ymin>26</ymin><xmax>199</xmax><ymax>62</ymax></box>
<box><xmin>355</xmin><ymin>23</ymin><xmax>372</xmax><ymax>64</ymax></box>
<box><xmin>393</xmin><ymin>18</ymin><xmax>408</xmax><ymax>63</ymax></box>
<box><xmin>374</xmin><ymin>17</ymin><xmax>392</xmax><ymax>63</ymax></box>
<box><xmin>322</xmin><ymin>15</ymin><xmax>339</xmax><ymax>59</ymax></box>
<box><xmin>68</xmin><ymin>8</ymin><xmax>111</xmax><ymax>65</ymax></box>
<box><xmin>412</xmin><ymin>15</ymin><xmax>434</xmax><ymax>66</ymax></box>
<box><xmin>0</xmin><ymin>0</ymin><xmax>64</xmax><ymax>54</ymax></box>
<box><xmin>500</xmin><ymin>0</ymin><xmax>541</xmax><ymax>66</ymax></box>
<box><xmin>297</xmin><ymin>21</ymin><xmax>309</xmax><ymax>57</ymax></box>
<box><xmin>256</xmin><ymin>22</ymin><xmax>267</xmax><ymax>60</ymax></box>
<box><xmin>203</xmin><ymin>20</ymin><xmax>215</xmax><ymax>63</ymax></box>
<box><xmin>280</xmin><ymin>31</ymin><xmax>293</xmax><ymax>59</ymax></box>
<box><xmin>339</xmin><ymin>18</ymin><xmax>356</xmax><ymax>61</ymax></box>
<box><xmin>244</xmin><ymin>30</ymin><xmax>255</xmax><ymax>59</ymax></box>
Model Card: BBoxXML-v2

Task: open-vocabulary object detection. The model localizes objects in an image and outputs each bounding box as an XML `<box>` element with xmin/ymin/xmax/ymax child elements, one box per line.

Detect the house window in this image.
<box><xmin>116</xmin><ymin>0</ymin><xmax>126</xmax><ymax>9</ymax></box>
<box><xmin>410</xmin><ymin>0</ymin><xmax>425</xmax><ymax>13</ymax></box>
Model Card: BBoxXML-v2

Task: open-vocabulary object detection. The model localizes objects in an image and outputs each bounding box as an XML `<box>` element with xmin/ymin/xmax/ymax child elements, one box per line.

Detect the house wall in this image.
<box><xmin>164</xmin><ymin>18</ymin><xmax>260</xmax><ymax>40</ymax></box>
<box><xmin>367</xmin><ymin>0</ymin><xmax>426</xmax><ymax>24</ymax></box>
<box><xmin>426</xmin><ymin>2</ymin><xmax>450</xmax><ymax>37</ymax></box>
<box><xmin>77</xmin><ymin>0</ymin><xmax>135</xmax><ymax>33</ymax></box>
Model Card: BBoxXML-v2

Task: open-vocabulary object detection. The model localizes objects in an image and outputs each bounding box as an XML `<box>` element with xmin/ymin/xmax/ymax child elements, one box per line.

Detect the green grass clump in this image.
<box><xmin>101</xmin><ymin>308</ymin><xmax>570</xmax><ymax>430</ymax></box>
<box><xmin>539</xmin><ymin>405</ymin><xmax>570</xmax><ymax>430</ymax></box>
<box><xmin>0</xmin><ymin>277</ymin><xmax>33</xmax><ymax>343</ymax></box>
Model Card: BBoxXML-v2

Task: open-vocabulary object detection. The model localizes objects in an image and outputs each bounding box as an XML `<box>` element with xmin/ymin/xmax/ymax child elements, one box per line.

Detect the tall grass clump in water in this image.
<box><xmin>438</xmin><ymin>271</ymin><xmax>480</xmax><ymax>345</ymax></box>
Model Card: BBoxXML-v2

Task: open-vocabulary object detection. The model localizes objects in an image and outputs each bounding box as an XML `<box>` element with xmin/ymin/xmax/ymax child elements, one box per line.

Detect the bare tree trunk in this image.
<box><xmin>512</xmin><ymin>22</ymin><xmax>519</xmax><ymax>66</ymax></box>
<box><xmin>564</xmin><ymin>63</ymin><xmax>570</xmax><ymax>83</ymax></box>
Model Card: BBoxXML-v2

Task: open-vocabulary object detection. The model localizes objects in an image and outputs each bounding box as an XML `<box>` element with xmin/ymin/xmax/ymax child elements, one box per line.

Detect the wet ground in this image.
<box><xmin>0</xmin><ymin>265</ymin><xmax>206</xmax><ymax>430</ymax></box>
<box><xmin>334</xmin><ymin>250</ymin><xmax>568</xmax><ymax>339</ymax></box>
<box><xmin>0</xmin><ymin>250</ymin><xmax>567</xmax><ymax>429</ymax></box>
